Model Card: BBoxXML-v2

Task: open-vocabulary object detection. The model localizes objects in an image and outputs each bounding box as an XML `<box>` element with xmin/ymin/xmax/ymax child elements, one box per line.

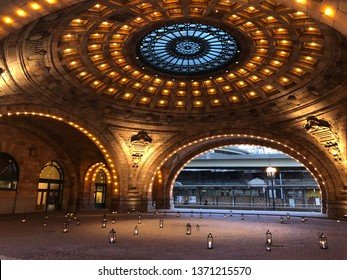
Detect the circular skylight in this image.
<box><xmin>137</xmin><ymin>23</ymin><xmax>240</xmax><ymax>76</ymax></box>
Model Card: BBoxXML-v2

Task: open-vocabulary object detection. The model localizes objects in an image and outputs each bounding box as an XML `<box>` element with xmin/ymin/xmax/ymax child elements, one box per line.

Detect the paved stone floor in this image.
<box><xmin>0</xmin><ymin>209</ymin><xmax>346</xmax><ymax>260</ymax></box>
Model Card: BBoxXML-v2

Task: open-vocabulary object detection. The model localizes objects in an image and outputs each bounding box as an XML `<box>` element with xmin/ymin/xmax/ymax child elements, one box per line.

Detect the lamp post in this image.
<box><xmin>266</xmin><ymin>166</ymin><xmax>277</xmax><ymax>211</ymax></box>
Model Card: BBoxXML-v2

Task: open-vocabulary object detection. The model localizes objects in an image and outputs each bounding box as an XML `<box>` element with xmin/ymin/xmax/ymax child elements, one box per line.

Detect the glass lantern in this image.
<box><xmin>241</xmin><ymin>213</ymin><xmax>244</xmax><ymax>220</ymax></box>
<box><xmin>112</xmin><ymin>217</ymin><xmax>116</xmax><ymax>224</ymax></box>
<box><xmin>75</xmin><ymin>217</ymin><xmax>80</xmax><ymax>226</ymax></box>
<box><xmin>63</xmin><ymin>222</ymin><xmax>69</xmax><ymax>233</ymax></box>
<box><xmin>319</xmin><ymin>233</ymin><xmax>328</xmax><ymax>249</ymax></box>
<box><xmin>134</xmin><ymin>226</ymin><xmax>139</xmax><ymax>235</ymax></box>
<box><xmin>109</xmin><ymin>229</ymin><xmax>116</xmax><ymax>243</ymax></box>
<box><xmin>196</xmin><ymin>224</ymin><xmax>200</xmax><ymax>231</ymax></box>
<box><xmin>176</xmin><ymin>211</ymin><xmax>180</xmax><ymax>217</ymax></box>
<box><xmin>266</xmin><ymin>230</ymin><xmax>272</xmax><ymax>245</ymax></box>
<box><xmin>159</xmin><ymin>218</ymin><xmax>164</xmax><ymax>228</ymax></box>
<box><xmin>286</xmin><ymin>212</ymin><xmax>290</xmax><ymax>219</ymax></box>
<box><xmin>280</xmin><ymin>216</ymin><xmax>284</xmax><ymax>223</ymax></box>
<box><xmin>186</xmin><ymin>223</ymin><xmax>192</xmax><ymax>235</ymax></box>
<box><xmin>207</xmin><ymin>233</ymin><xmax>213</xmax><ymax>249</ymax></box>
<box><xmin>102</xmin><ymin>215</ymin><xmax>107</xmax><ymax>228</ymax></box>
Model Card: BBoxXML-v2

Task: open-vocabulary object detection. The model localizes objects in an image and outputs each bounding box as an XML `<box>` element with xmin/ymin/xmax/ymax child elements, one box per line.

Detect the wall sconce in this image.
<box><xmin>134</xmin><ymin>226</ymin><xmax>139</xmax><ymax>235</ymax></box>
<box><xmin>266</xmin><ymin>230</ymin><xmax>272</xmax><ymax>245</ymax></box>
<box><xmin>207</xmin><ymin>233</ymin><xmax>213</xmax><ymax>249</ymax></box>
<box><xmin>319</xmin><ymin>233</ymin><xmax>328</xmax><ymax>249</ymax></box>
<box><xmin>196</xmin><ymin>224</ymin><xmax>200</xmax><ymax>231</ymax></box>
<box><xmin>159</xmin><ymin>218</ymin><xmax>164</xmax><ymax>228</ymax></box>
<box><xmin>186</xmin><ymin>223</ymin><xmax>192</xmax><ymax>235</ymax></box>
<box><xmin>102</xmin><ymin>214</ymin><xmax>107</xmax><ymax>228</ymax></box>
<box><xmin>63</xmin><ymin>222</ymin><xmax>69</xmax><ymax>233</ymax></box>
<box><xmin>109</xmin><ymin>229</ymin><xmax>116</xmax><ymax>243</ymax></box>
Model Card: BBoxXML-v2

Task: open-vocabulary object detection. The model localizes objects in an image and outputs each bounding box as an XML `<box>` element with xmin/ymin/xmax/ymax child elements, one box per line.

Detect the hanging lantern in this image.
<box><xmin>319</xmin><ymin>234</ymin><xmax>328</xmax><ymax>249</ymax></box>
<box><xmin>134</xmin><ymin>226</ymin><xmax>139</xmax><ymax>235</ymax></box>
<box><xmin>63</xmin><ymin>222</ymin><xmax>69</xmax><ymax>233</ymax></box>
<box><xmin>241</xmin><ymin>213</ymin><xmax>244</xmax><ymax>220</ymax></box>
<box><xmin>207</xmin><ymin>233</ymin><xmax>213</xmax><ymax>249</ymax></box>
<box><xmin>286</xmin><ymin>212</ymin><xmax>290</xmax><ymax>219</ymax></box>
<box><xmin>196</xmin><ymin>224</ymin><xmax>200</xmax><ymax>231</ymax></box>
<box><xmin>102</xmin><ymin>215</ymin><xmax>107</xmax><ymax>228</ymax></box>
<box><xmin>186</xmin><ymin>223</ymin><xmax>192</xmax><ymax>235</ymax></box>
<box><xmin>266</xmin><ymin>230</ymin><xmax>272</xmax><ymax>245</ymax></box>
<box><xmin>109</xmin><ymin>229</ymin><xmax>116</xmax><ymax>243</ymax></box>
<box><xmin>280</xmin><ymin>216</ymin><xmax>284</xmax><ymax>223</ymax></box>
<box><xmin>75</xmin><ymin>217</ymin><xmax>80</xmax><ymax>226</ymax></box>
<box><xmin>159</xmin><ymin>218</ymin><xmax>164</xmax><ymax>228</ymax></box>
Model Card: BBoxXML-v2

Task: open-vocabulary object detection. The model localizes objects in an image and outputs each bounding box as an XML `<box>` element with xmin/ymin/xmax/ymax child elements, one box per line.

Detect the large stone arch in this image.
<box><xmin>0</xmin><ymin>104</ymin><xmax>125</xmax><ymax>212</ymax></box>
<box><xmin>147</xmin><ymin>128</ymin><xmax>346</xmax><ymax>218</ymax></box>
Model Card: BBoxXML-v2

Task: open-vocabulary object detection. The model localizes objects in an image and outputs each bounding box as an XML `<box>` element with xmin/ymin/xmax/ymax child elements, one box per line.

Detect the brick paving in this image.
<box><xmin>0</xmin><ymin>210</ymin><xmax>346</xmax><ymax>260</ymax></box>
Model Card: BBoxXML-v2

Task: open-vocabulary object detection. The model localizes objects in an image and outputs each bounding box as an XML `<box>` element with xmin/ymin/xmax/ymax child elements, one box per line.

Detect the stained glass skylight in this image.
<box><xmin>137</xmin><ymin>23</ymin><xmax>240</xmax><ymax>76</ymax></box>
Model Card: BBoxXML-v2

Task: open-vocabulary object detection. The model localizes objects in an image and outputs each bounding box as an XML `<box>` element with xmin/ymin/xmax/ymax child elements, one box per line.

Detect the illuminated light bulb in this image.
<box><xmin>3</xmin><ymin>17</ymin><xmax>13</xmax><ymax>24</ymax></box>
<box><xmin>16</xmin><ymin>9</ymin><xmax>27</xmax><ymax>17</ymax></box>
<box><xmin>323</xmin><ymin>7</ymin><xmax>334</xmax><ymax>17</ymax></box>
<box><xmin>30</xmin><ymin>2</ymin><xmax>42</xmax><ymax>10</ymax></box>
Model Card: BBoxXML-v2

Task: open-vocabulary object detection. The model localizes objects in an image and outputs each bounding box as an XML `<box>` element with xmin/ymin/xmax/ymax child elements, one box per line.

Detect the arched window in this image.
<box><xmin>36</xmin><ymin>161</ymin><xmax>64</xmax><ymax>211</ymax></box>
<box><xmin>0</xmin><ymin>153</ymin><xmax>19</xmax><ymax>190</ymax></box>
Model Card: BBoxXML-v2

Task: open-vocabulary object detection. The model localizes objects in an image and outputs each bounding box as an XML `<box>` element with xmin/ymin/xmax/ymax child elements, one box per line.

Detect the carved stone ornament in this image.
<box><xmin>129</xmin><ymin>130</ymin><xmax>153</xmax><ymax>168</ymax></box>
<box><xmin>304</xmin><ymin>116</ymin><xmax>342</xmax><ymax>163</ymax></box>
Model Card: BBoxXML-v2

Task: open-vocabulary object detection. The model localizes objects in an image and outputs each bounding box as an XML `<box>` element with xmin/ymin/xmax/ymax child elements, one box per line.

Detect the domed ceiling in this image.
<box><xmin>4</xmin><ymin>0</ymin><xmax>346</xmax><ymax>122</ymax></box>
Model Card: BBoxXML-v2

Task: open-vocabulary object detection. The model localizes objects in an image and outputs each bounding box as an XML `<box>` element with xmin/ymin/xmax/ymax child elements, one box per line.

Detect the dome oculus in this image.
<box><xmin>137</xmin><ymin>23</ymin><xmax>240</xmax><ymax>76</ymax></box>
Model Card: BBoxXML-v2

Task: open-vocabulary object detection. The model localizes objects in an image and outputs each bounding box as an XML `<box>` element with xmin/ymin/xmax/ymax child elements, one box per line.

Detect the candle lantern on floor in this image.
<box><xmin>207</xmin><ymin>233</ymin><xmax>213</xmax><ymax>249</ymax></box>
<box><xmin>230</xmin><ymin>210</ymin><xmax>233</xmax><ymax>217</ymax></box>
<box><xmin>138</xmin><ymin>214</ymin><xmax>142</xmax><ymax>224</ymax></box>
<box><xmin>190</xmin><ymin>211</ymin><xmax>193</xmax><ymax>217</ymax></box>
<box><xmin>21</xmin><ymin>215</ymin><xmax>26</xmax><ymax>223</ymax></box>
<box><xmin>109</xmin><ymin>229</ymin><xmax>116</xmax><ymax>243</ymax></box>
<box><xmin>241</xmin><ymin>213</ymin><xmax>244</xmax><ymax>220</ymax></box>
<box><xmin>280</xmin><ymin>216</ymin><xmax>284</xmax><ymax>223</ymax></box>
<box><xmin>102</xmin><ymin>215</ymin><xmax>107</xmax><ymax>228</ymax></box>
<box><xmin>266</xmin><ymin>243</ymin><xmax>271</xmax><ymax>251</ymax></box>
<box><xmin>75</xmin><ymin>217</ymin><xmax>80</xmax><ymax>226</ymax></box>
<box><xmin>200</xmin><ymin>212</ymin><xmax>203</xmax><ymax>218</ymax></box>
<box><xmin>286</xmin><ymin>212</ymin><xmax>290</xmax><ymax>219</ymax></box>
<box><xmin>301</xmin><ymin>216</ymin><xmax>305</xmax><ymax>222</ymax></box>
<box><xmin>176</xmin><ymin>211</ymin><xmax>180</xmax><ymax>217</ymax></box>
<box><xmin>63</xmin><ymin>222</ymin><xmax>69</xmax><ymax>233</ymax></box>
<box><xmin>196</xmin><ymin>224</ymin><xmax>200</xmax><ymax>231</ymax></box>
<box><xmin>266</xmin><ymin>230</ymin><xmax>272</xmax><ymax>245</ymax></box>
<box><xmin>319</xmin><ymin>233</ymin><xmax>328</xmax><ymax>249</ymax></box>
<box><xmin>159</xmin><ymin>218</ymin><xmax>164</xmax><ymax>228</ymax></box>
<box><xmin>186</xmin><ymin>223</ymin><xmax>192</xmax><ymax>235</ymax></box>
<box><xmin>134</xmin><ymin>226</ymin><xmax>139</xmax><ymax>235</ymax></box>
<box><xmin>112</xmin><ymin>217</ymin><xmax>116</xmax><ymax>224</ymax></box>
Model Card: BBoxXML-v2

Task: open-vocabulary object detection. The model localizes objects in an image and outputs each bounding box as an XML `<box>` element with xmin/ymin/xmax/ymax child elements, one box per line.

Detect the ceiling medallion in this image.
<box><xmin>137</xmin><ymin>23</ymin><xmax>240</xmax><ymax>76</ymax></box>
